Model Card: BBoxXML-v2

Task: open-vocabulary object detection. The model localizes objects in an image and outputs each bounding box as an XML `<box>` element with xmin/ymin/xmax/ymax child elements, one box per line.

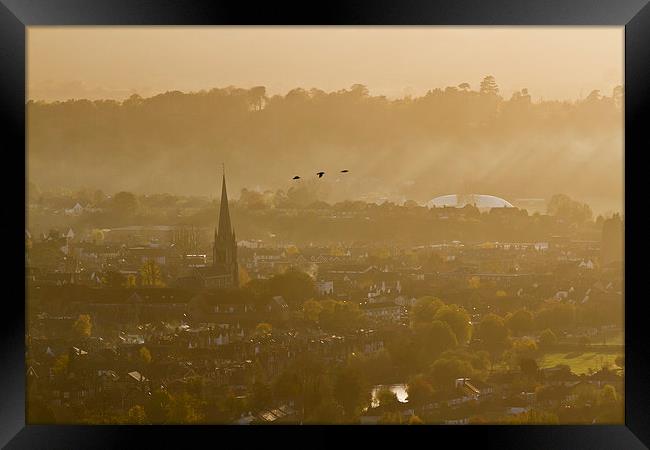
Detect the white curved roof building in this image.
<box><xmin>427</xmin><ymin>194</ymin><xmax>514</xmax><ymax>210</ymax></box>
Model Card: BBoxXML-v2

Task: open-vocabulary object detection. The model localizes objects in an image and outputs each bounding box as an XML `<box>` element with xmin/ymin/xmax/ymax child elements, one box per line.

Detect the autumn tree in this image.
<box><xmin>140</xmin><ymin>259</ymin><xmax>164</xmax><ymax>287</ymax></box>
<box><xmin>303</xmin><ymin>299</ymin><xmax>323</xmax><ymax>324</ymax></box>
<box><xmin>127</xmin><ymin>405</ymin><xmax>147</xmax><ymax>424</ymax></box>
<box><xmin>254</xmin><ymin>322</ymin><xmax>273</xmax><ymax>336</ymax></box>
<box><xmin>138</xmin><ymin>346</ymin><xmax>152</xmax><ymax>365</ymax></box>
<box><xmin>72</xmin><ymin>314</ymin><xmax>92</xmax><ymax>339</ymax></box>
<box><xmin>52</xmin><ymin>354</ymin><xmax>70</xmax><ymax>377</ymax></box>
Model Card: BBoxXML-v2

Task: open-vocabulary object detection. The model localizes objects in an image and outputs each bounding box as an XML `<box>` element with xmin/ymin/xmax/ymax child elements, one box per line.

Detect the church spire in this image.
<box><xmin>212</xmin><ymin>165</ymin><xmax>239</xmax><ymax>288</ymax></box>
<box><xmin>217</xmin><ymin>166</ymin><xmax>232</xmax><ymax>239</ymax></box>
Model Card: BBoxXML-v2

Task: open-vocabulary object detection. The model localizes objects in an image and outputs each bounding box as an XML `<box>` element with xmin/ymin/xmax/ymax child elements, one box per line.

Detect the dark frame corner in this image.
<box><xmin>1</xmin><ymin>0</ymin><xmax>649</xmax><ymax>448</ymax></box>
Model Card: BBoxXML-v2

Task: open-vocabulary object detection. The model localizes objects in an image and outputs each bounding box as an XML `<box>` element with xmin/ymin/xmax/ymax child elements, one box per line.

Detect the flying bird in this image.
<box><xmin>292</xmin><ymin>176</ymin><xmax>301</xmax><ymax>180</ymax></box>
<box><xmin>316</xmin><ymin>171</ymin><xmax>325</xmax><ymax>178</ymax></box>
<box><xmin>340</xmin><ymin>169</ymin><xmax>349</xmax><ymax>173</ymax></box>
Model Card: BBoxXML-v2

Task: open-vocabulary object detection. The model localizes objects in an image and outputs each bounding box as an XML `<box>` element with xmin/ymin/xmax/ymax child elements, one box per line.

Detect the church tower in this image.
<box><xmin>213</xmin><ymin>170</ymin><xmax>239</xmax><ymax>287</ymax></box>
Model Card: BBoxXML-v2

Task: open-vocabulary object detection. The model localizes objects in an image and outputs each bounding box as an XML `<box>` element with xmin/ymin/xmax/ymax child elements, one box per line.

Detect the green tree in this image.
<box><xmin>375</xmin><ymin>387</ymin><xmax>399</xmax><ymax>410</ymax></box>
<box><xmin>538</xmin><ymin>328</ymin><xmax>558</xmax><ymax>349</ymax></box>
<box><xmin>477</xmin><ymin>313</ymin><xmax>509</xmax><ymax>356</ymax></box>
<box><xmin>168</xmin><ymin>393</ymin><xmax>203</xmax><ymax>424</ymax></box>
<box><xmin>434</xmin><ymin>304</ymin><xmax>472</xmax><ymax>344</ymax></box>
<box><xmin>378</xmin><ymin>411</ymin><xmax>403</xmax><ymax>424</ymax></box>
<box><xmin>267</xmin><ymin>268</ymin><xmax>316</xmax><ymax>307</ymax></box>
<box><xmin>411</xmin><ymin>296</ymin><xmax>444</xmax><ymax>324</ymax></box>
<box><xmin>506</xmin><ymin>309</ymin><xmax>534</xmax><ymax>336</ymax></box>
<box><xmin>273</xmin><ymin>371</ymin><xmax>302</xmax><ymax>404</ymax></box>
<box><xmin>145</xmin><ymin>390</ymin><xmax>172</xmax><ymax>423</ymax></box>
<box><xmin>480</xmin><ymin>75</ymin><xmax>499</xmax><ymax>95</ymax></box>
<box><xmin>306</xmin><ymin>400</ymin><xmax>344</xmax><ymax>424</ymax></box>
<box><xmin>430</xmin><ymin>357</ymin><xmax>474</xmax><ymax>390</ymax></box>
<box><xmin>547</xmin><ymin>194</ymin><xmax>593</xmax><ymax>223</ymax></box>
<box><xmin>249</xmin><ymin>382</ymin><xmax>273</xmax><ymax>412</ymax></box>
<box><xmin>406</xmin><ymin>374</ymin><xmax>435</xmax><ymax>405</ymax></box>
<box><xmin>598</xmin><ymin>384</ymin><xmax>618</xmax><ymax>406</ymax></box>
<box><xmin>414</xmin><ymin>320</ymin><xmax>458</xmax><ymax>363</ymax></box>
<box><xmin>333</xmin><ymin>366</ymin><xmax>369</xmax><ymax>420</ymax></box>
<box><xmin>319</xmin><ymin>299</ymin><xmax>364</xmax><ymax>331</ymax></box>
<box><xmin>519</xmin><ymin>357</ymin><xmax>539</xmax><ymax>379</ymax></box>
<box><xmin>573</xmin><ymin>382</ymin><xmax>598</xmax><ymax>407</ymax></box>
<box><xmin>102</xmin><ymin>270</ymin><xmax>126</xmax><ymax>288</ymax></box>
<box><xmin>504</xmin><ymin>337</ymin><xmax>538</xmax><ymax>370</ymax></box>
<box><xmin>111</xmin><ymin>191</ymin><xmax>139</xmax><ymax>216</ymax></box>
<box><xmin>615</xmin><ymin>355</ymin><xmax>624</xmax><ymax>370</ymax></box>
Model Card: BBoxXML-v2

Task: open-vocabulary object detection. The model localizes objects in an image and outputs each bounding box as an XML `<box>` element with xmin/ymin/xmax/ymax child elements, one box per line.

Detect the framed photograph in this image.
<box><xmin>2</xmin><ymin>0</ymin><xmax>648</xmax><ymax>447</ymax></box>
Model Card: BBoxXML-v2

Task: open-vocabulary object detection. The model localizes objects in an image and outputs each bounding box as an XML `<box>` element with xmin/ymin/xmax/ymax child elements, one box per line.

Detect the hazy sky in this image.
<box><xmin>27</xmin><ymin>27</ymin><xmax>623</xmax><ymax>102</ymax></box>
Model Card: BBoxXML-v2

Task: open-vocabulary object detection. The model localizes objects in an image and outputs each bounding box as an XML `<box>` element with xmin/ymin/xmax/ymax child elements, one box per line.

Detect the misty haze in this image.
<box><xmin>26</xmin><ymin>27</ymin><xmax>624</xmax><ymax>426</ymax></box>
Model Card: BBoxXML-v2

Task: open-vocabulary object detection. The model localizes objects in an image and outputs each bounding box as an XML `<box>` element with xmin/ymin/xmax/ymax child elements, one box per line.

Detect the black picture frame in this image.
<box><xmin>2</xmin><ymin>1</ymin><xmax>648</xmax><ymax>448</ymax></box>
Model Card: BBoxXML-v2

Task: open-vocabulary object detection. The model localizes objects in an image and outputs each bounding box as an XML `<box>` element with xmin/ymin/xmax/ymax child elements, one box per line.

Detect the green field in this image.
<box><xmin>562</xmin><ymin>329</ymin><xmax>624</xmax><ymax>346</ymax></box>
<box><xmin>538</xmin><ymin>349</ymin><xmax>622</xmax><ymax>375</ymax></box>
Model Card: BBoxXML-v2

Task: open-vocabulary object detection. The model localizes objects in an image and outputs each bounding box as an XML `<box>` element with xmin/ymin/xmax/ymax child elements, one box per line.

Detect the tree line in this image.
<box><xmin>28</xmin><ymin>77</ymin><xmax>623</xmax><ymax>205</ymax></box>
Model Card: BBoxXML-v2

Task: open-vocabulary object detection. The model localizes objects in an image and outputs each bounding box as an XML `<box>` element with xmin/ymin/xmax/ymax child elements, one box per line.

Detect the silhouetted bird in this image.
<box><xmin>340</xmin><ymin>169</ymin><xmax>349</xmax><ymax>173</ymax></box>
<box><xmin>292</xmin><ymin>176</ymin><xmax>301</xmax><ymax>180</ymax></box>
<box><xmin>316</xmin><ymin>172</ymin><xmax>325</xmax><ymax>178</ymax></box>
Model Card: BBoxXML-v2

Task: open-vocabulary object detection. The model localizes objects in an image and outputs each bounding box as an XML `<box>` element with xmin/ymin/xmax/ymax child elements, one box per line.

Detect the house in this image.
<box><xmin>578</xmin><ymin>259</ymin><xmax>595</xmax><ymax>270</ymax></box>
<box><xmin>360</xmin><ymin>301</ymin><xmax>403</xmax><ymax>323</ymax></box>
<box><xmin>251</xmin><ymin>404</ymin><xmax>298</xmax><ymax>424</ymax></box>
<box><xmin>589</xmin><ymin>368</ymin><xmax>622</xmax><ymax>389</ymax></box>
<box><xmin>360</xmin><ymin>405</ymin><xmax>415</xmax><ymax>424</ymax></box>
<box><xmin>350</xmin><ymin>329</ymin><xmax>384</xmax><ymax>355</ymax></box>
<box><xmin>456</xmin><ymin>378</ymin><xmax>495</xmax><ymax>399</ymax></box>
<box><xmin>64</xmin><ymin>203</ymin><xmax>84</xmax><ymax>216</ymax></box>
<box><xmin>104</xmin><ymin>225</ymin><xmax>176</xmax><ymax>245</ymax></box>
<box><xmin>315</xmin><ymin>280</ymin><xmax>334</xmax><ymax>296</ymax></box>
<box><xmin>394</xmin><ymin>295</ymin><xmax>417</xmax><ymax>307</ymax></box>
<box><xmin>266</xmin><ymin>296</ymin><xmax>290</xmax><ymax>322</ymax></box>
<box><xmin>540</xmin><ymin>365</ymin><xmax>580</xmax><ymax>387</ymax></box>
